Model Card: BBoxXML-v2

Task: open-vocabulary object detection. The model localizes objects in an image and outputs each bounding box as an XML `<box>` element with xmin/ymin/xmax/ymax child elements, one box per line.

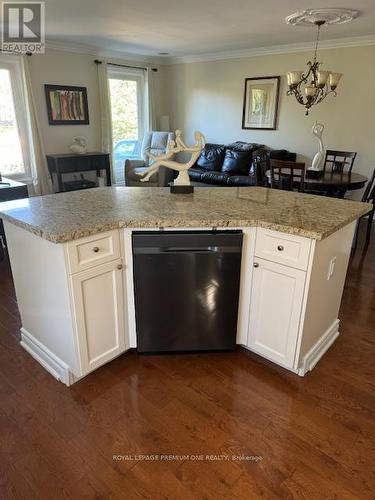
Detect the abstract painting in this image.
<box><xmin>44</xmin><ymin>85</ymin><xmax>89</xmax><ymax>125</ymax></box>
<box><xmin>242</xmin><ymin>77</ymin><xmax>280</xmax><ymax>130</ymax></box>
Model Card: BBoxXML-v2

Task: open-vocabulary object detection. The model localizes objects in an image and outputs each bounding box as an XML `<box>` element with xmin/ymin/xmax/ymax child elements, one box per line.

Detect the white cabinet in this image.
<box><xmin>248</xmin><ymin>258</ymin><xmax>306</xmax><ymax>368</ymax></box>
<box><xmin>71</xmin><ymin>258</ymin><xmax>127</xmax><ymax>375</ymax></box>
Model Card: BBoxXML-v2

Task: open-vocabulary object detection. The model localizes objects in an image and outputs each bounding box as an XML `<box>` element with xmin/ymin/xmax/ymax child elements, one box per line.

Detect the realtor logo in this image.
<box><xmin>2</xmin><ymin>2</ymin><xmax>45</xmax><ymax>53</ymax></box>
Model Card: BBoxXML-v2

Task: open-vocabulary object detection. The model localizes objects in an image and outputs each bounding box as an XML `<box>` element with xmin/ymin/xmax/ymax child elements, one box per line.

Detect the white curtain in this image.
<box><xmin>146</xmin><ymin>68</ymin><xmax>156</xmax><ymax>131</ymax></box>
<box><xmin>97</xmin><ymin>61</ymin><xmax>113</xmax><ymax>155</ymax></box>
<box><xmin>21</xmin><ymin>56</ymin><xmax>52</xmax><ymax>195</ymax></box>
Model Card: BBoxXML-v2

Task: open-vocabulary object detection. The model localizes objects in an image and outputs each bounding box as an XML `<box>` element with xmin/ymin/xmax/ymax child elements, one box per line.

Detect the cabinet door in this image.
<box><xmin>71</xmin><ymin>259</ymin><xmax>126</xmax><ymax>375</ymax></box>
<box><xmin>248</xmin><ymin>258</ymin><xmax>306</xmax><ymax>368</ymax></box>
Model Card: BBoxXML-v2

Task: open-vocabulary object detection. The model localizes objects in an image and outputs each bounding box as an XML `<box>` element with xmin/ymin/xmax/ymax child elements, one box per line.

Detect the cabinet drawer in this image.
<box><xmin>91</xmin><ymin>155</ymin><xmax>109</xmax><ymax>169</ymax></box>
<box><xmin>255</xmin><ymin>228</ymin><xmax>311</xmax><ymax>270</ymax></box>
<box><xmin>66</xmin><ymin>230</ymin><xmax>120</xmax><ymax>274</ymax></box>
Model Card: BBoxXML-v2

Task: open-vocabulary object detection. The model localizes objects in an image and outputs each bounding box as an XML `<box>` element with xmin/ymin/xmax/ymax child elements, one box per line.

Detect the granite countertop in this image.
<box><xmin>0</xmin><ymin>186</ymin><xmax>371</xmax><ymax>243</ymax></box>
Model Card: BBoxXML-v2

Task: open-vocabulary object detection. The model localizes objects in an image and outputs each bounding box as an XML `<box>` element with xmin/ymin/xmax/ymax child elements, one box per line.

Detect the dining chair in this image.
<box><xmin>252</xmin><ymin>149</ymin><xmax>270</xmax><ymax>187</ymax></box>
<box><xmin>270</xmin><ymin>159</ymin><xmax>306</xmax><ymax>192</ymax></box>
<box><xmin>323</xmin><ymin>150</ymin><xmax>357</xmax><ymax>174</ymax></box>
<box><xmin>354</xmin><ymin>168</ymin><xmax>375</xmax><ymax>249</ymax></box>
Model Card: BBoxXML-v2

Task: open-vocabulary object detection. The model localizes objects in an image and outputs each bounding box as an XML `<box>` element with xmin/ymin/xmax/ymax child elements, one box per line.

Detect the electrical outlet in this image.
<box><xmin>327</xmin><ymin>256</ymin><xmax>336</xmax><ymax>280</ymax></box>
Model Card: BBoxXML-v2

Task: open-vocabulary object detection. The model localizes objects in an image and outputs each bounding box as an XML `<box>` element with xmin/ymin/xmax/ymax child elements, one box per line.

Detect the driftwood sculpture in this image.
<box><xmin>137</xmin><ymin>130</ymin><xmax>205</xmax><ymax>185</ymax></box>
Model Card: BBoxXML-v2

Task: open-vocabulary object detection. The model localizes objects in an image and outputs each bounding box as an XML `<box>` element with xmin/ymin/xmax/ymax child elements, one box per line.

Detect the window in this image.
<box><xmin>0</xmin><ymin>66</ymin><xmax>26</xmax><ymax>178</ymax></box>
<box><xmin>0</xmin><ymin>56</ymin><xmax>31</xmax><ymax>180</ymax></box>
<box><xmin>108</xmin><ymin>67</ymin><xmax>148</xmax><ymax>185</ymax></box>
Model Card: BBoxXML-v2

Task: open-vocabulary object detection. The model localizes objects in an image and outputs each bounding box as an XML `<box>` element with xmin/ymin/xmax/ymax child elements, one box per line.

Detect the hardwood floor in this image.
<box><xmin>0</xmin><ymin>227</ymin><xmax>374</xmax><ymax>499</ymax></box>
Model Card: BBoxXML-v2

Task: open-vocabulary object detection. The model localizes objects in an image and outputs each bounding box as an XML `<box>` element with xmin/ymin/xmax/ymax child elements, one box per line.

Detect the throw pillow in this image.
<box><xmin>196</xmin><ymin>144</ymin><xmax>226</xmax><ymax>171</ymax></box>
<box><xmin>221</xmin><ymin>149</ymin><xmax>253</xmax><ymax>175</ymax></box>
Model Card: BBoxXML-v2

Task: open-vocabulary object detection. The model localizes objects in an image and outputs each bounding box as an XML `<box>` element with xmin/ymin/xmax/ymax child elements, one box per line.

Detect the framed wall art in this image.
<box><xmin>241</xmin><ymin>76</ymin><xmax>280</xmax><ymax>130</ymax></box>
<box><xmin>44</xmin><ymin>84</ymin><xmax>89</xmax><ymax>125</ymax></box>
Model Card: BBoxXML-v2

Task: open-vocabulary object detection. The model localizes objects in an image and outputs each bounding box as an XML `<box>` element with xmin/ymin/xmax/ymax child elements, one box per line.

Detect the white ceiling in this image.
<box><xmin>42</xmin><ymin>0</ymin><xmax>375</xmax><ymax>59</ymax></box>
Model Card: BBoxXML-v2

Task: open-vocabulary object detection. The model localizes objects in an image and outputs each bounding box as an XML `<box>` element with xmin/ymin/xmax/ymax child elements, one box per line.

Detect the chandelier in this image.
<box><xmin>286</xmin><ymin>20</ymin><xmax>342</xmax><ymax>116</ymax></box>
<box><xmin>285</xmin><ymin>8</ymin><xmax>359</xmax><ymax>115</ymax></box>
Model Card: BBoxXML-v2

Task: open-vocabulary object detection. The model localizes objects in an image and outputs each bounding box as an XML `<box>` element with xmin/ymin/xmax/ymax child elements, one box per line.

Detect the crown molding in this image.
<box><xmin>45</xmin><ymin>40</ymin><xmax>163</xmax><ymax>65</ymax></box>
<box><xmin>164</xmin><ymin>34</ymin><xmax>375</xmax><ymax>64</ymax></box>
<box><xmin>45</xmin><ymin>34</ymin><xmax>375</xmax><ymax>66</ymax></box>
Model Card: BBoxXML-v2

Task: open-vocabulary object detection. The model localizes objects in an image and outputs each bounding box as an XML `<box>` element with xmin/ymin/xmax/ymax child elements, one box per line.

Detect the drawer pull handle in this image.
<box><xmin>253</xmin><ymin>262</ymin><xmax>259</xmax><ymax>268</ymax></box>
<box><xmin>93</xmin><ymin>246</ymin><xmax>100</xmax><ymax>253</ymax></box>
<box><xmin>277</xmin><ymin>245</ymin><xmax>284</xmax><ymax>251</ymax></box>
<box><xmin>117</xmin><ymin>264</ymin><xmax>123</xmax><ymax>270</ymax></box>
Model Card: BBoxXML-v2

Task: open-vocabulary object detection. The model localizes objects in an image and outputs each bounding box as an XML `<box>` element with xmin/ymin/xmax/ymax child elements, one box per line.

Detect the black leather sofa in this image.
<box><xmin>189</xmin><ymin>141</ymin><xmax>296</xmax><ymax>187</ymax></box>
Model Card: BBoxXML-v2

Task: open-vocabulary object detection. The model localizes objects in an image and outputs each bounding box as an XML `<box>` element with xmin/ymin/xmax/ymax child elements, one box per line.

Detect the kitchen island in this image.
<box><xmin>0</xmin><ymin>187</ymin><xmax>371</xmax><ymax>385</ymax></box>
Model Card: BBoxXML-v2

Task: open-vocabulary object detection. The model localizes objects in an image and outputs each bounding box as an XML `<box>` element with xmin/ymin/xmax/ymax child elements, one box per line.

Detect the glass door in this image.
<box><xmin>108</xmin><ymin>68</ymin><xmax>146</xmax><ymax>185</ymax></box>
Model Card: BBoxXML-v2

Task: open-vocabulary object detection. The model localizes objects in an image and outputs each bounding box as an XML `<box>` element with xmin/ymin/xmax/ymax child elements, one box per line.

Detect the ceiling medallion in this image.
<box><xmin>285</xmin><ymin>8</ymin><xmax>359</xmax><ymax>115</ymax></box>
<box><xmin>285</xmin><ymin>8</ymin><xmax>359</xmax><ymax>27</ymax></box>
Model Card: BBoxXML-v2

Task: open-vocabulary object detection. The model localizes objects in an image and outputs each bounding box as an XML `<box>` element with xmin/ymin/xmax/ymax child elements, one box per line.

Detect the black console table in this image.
<box><xmin>0</xmin><ymin>177</ymin><xmax>29</xmax><ymax>260</ymax></box>
<box><xmin>46</xmin><ymin>152</ymin><xmax>111</xmax><ymax>193</ymax></box>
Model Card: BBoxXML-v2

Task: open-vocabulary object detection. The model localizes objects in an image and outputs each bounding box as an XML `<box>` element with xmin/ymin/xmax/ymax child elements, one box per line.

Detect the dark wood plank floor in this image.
<box><xmin>0</xmin><ymin>226</ymin><xmax>374</xmax><ymax>499</ymax></box>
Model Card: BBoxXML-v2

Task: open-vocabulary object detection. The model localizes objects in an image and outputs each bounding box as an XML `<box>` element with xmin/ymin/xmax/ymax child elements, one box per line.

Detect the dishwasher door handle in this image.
<box><xmin>162</xmin><ymin>246</ymin><xmax>218</xmax><ymax>253</ymax></box>
<box><xmin>133</xmin><ymin>246</ymin><xmax>242</xmax><ymax>254</ymax></box>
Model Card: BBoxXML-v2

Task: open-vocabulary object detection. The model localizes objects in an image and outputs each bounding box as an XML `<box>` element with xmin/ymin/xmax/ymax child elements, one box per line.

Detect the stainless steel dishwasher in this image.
<box><xmin>132</xmin><ymin>230</ymin><xmax>243</xmax><ymax>353</ymax></box>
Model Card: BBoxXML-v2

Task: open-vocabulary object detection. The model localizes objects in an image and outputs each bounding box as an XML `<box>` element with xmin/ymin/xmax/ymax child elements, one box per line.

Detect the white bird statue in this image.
<box><xmin>70</xmin><ymin>136</ymin><xmax>87</xmax><ymax>155</ymax></box>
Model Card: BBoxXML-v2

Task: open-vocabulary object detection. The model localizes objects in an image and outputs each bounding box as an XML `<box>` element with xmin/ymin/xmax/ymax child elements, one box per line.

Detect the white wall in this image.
<box><xmin>28</xmin><ymin>49</ymin><xmax>168</xmax><ymax>155</ymax></box>
<box><xmin>28</xmin><ymin>49</ymin><xmax>101</xmax><ymax>154</ymax></box>
<box><xmin>164</xmin><ymin>45</ymin><xmax>375</xmax><ymax>186</ymax></box>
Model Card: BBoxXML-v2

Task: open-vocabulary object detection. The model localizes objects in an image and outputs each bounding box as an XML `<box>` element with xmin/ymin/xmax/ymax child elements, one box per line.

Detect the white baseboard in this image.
<box><xmin>298</xmin><ymin>319</ymin><xmax>340</xmax><ymax>376</ymax></box>
<box><xmin>20</xmin><ymin>328</ymin><xmax>72</xmax><ymax>386</ymax></box>
<box><xmin>240</xmin><ymin>344</ymin><xmax>299</xmax><ymax>374</ymax></box>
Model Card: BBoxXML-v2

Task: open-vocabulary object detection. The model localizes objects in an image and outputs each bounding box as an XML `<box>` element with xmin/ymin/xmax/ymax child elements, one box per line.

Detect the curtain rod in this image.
<box><xmin>94</xmin><ymin>59</ymin><xmax>157</xmax><ymax>72</ymax></box>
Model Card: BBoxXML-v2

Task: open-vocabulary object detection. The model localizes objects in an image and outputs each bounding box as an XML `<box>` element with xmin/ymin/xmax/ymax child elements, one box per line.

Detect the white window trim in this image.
<box><xmin>0</xmin><ymin>54</ymin><xmax>32</xmax><ymax>183</ymax></box>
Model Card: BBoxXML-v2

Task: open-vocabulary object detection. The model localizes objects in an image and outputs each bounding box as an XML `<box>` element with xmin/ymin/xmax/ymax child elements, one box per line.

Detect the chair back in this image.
<box><xmin>141</xmin><ymin>131</ymin><xmax>175</xmax><ymax>166</ymax></box>
<box><xmin>270</xmin><ymin>159</ymin><xmax>306</xmax><ymax>192</ymax></box>
<box><xmin>362</xmin><ymin>168</ymin><xmax>375</xmax><ymax>203</ymax></box>
<box><xmin>252</xmin><ymin>149</ymin><xmax>270</xmax><ymax>186</ymax></box>
<box><xmin>323</xmin><ymin>150</ymin><xmax>357</xmax><ymax>174</ymax></box>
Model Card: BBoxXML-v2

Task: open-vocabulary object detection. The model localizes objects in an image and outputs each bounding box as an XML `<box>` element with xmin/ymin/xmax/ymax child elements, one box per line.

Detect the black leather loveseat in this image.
<box><xmin>189</xmin><ymin>141</ymin><xmax>296</xmax><ymax>187</ymax></box>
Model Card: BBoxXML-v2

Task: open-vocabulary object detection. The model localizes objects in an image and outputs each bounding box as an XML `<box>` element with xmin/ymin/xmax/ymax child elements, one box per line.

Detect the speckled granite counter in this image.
<box><xmin>0</xmin><ymin>186</ymin><xmax>371</xmax><ymax>243</ymax></box>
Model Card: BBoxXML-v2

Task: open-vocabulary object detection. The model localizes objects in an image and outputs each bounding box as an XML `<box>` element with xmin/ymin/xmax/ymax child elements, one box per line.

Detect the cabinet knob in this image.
<box><xmin>117</xmin><ymin>264</ymin><xmax>123</xmax><ymax>270</ymax></box>
<box><xmin>93</xmin><ymin>246</ymin><xmax>100</xmax><ymax>253</ymax></box>
<box><xmin>277</xmin><ymin>245</ymin><xmax>284</xmax><ymax>251</ymax></box>
<box><xmin>253</xmin><ymin>262</ymin><xmax>259</xmax><ymax>268</ymax></box>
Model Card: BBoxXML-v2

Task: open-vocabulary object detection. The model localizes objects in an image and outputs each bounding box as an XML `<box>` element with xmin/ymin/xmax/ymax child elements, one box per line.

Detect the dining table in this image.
<box><xmin>266</xmin><ymin>170</ymin><xmax>368</xmax><ymax>198</ymax></box>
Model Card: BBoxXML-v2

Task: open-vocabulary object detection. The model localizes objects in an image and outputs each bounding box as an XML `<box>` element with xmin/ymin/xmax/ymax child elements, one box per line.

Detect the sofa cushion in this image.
<box><xmin>227</xmin><ymin>141</ymin><xmax>263</xmax><ymax>153</ymax></box>
<box><xmin>227</xmin><ymin>175</ymin><xmax>257</xmax><ymax>186</ymax></box>
<box><xmin>196</xmin><ymin>144</ymin><xmax>226</xmax><ymax>171</ymax></box>
<box><xmin>149</xmin><ymin>131</ymin><xmax>172</xmax><ymax>149</ymax></box>
<box><xmin>201</xmin><ymin>171</ymin><xmax>229</xmax><ymax>185</ymax></box>
<box><xmin>221</xmin><ymin>149</ymin><xmax>253</xmax><ymax>175</ymax></box>
<box><xmin>188</xmin><ymin>167</ymin><xmax>206</xmax><ymax>182</ymax></box>
<box><xmin>141</xmin><ymin>131</ymin><xmax>175</xmax><ymax>166</ymax></box>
